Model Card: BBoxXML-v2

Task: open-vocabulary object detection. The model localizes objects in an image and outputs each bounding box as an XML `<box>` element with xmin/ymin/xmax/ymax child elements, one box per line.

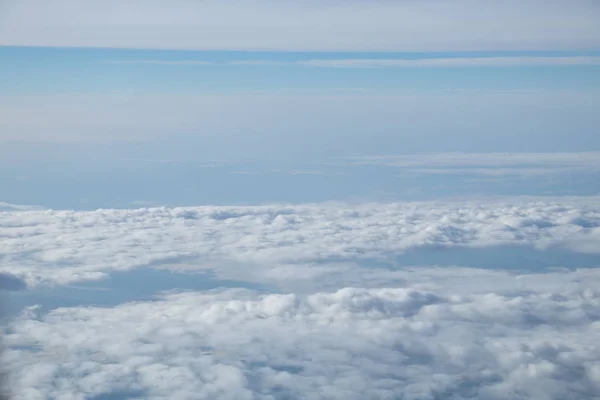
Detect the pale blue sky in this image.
<box><xmin>1</xmin><ymin>0</ymin><xmax>599</xmax><ymax>208</ymax></box>
<box><xmin>2</xmin><ymin>47</ymin><xmax>600</xmax><ymax>94</ymax></box>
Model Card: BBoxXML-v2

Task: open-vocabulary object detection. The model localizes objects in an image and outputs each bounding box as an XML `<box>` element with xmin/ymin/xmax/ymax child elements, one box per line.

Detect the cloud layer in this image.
<box><xmin>107</xmin><ymin>56</ymin><xmax>600</xmax><ymax>68</ymax></box>
<box><xmin>1</xmin><ymin>0</ymin><xmax>599</xmax><ymax>51</ymax></box>
<box><xmin>1</xmin><ymin>197</ymin><xmax>599</xmax><ymax>288</ymax></box>
<box><xmin>2</xmin><ymin>197</ymin><xmax>599</xmax><ymax>398</ymax></box>
<box><xmin>341</xmin><ymin>152</ymin><xmax>600</xmax><ymax>177</ymax></box>
<box><xmin>0</xmin><ymin>202</ymin><xmax>44</xmax><ymax>212</ymax></box>
<box><xmin>2</xmin><ymin>93</ymin><xmax>598</xmax><ymax>153</ymax></box>
<box><xmin>4</xmin><ymin>267</ymin><xmax>600</xmax><ymax>399</ymax></box>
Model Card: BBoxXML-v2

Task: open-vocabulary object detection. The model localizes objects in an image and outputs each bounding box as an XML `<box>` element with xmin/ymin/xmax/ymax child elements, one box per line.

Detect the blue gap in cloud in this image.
<box><xmin>3</xmin><ymin>268</ymin><xmax>268</xmax><ymax>319</ymax></box>
<box><xmin>386</xmin><ymin>245</ymin><xmax>600</xmax><ymax>271</ymax></box>
<box><xmin>89</xmin><ymin>390</ymin><xmax>146</xmax><ymax>400</ymax></box>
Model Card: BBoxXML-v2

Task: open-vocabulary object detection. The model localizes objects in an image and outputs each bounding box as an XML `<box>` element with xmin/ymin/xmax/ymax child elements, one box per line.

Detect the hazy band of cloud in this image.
<box><xmin>2</xmin><ymin>195</ymin><xmax>599</xmax><ymax>399</ymax></box>
<box><xmin>1</xmin><ymin>92</ymin><xmax>599</xmax><ymax>150</ymax></box>
<box><xmin>339</xmin><ymin>152</ymin><xmax>600</xmax><ymax>177</ymax></box>
<box><xmin>105</xmin><ymin>56</ymin><xmax>600</xmax><ymax>68</ymax></box>
<box><xmin>1</xmin><ymin>0</ymin><xmax>599</xmax><ymax>51</ymax></box>
<box><xmin>0</xmin><ymin>202</ymin><xmax>44</xmax><ymax>212</ymax></box>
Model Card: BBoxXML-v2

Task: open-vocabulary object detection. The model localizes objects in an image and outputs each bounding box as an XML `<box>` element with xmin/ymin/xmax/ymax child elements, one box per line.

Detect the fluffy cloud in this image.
<box><xmin>1</xmin><ymin>197</ymin><xmax>599</xmax><ymax>287</ymax></box>
<box><xmin>4</xmin><ymin>267</ymin><xmax>600</xmax><ymax>399</ymax></box>
<box><xmin>2</xmin><ymin>197</ymin><xmax>599</xmax><ymax>398</ymax></box>
<box><xmin>1</xmin><ymin>0</ymin><xmax>599</xmax><ymax>51</ymax></box>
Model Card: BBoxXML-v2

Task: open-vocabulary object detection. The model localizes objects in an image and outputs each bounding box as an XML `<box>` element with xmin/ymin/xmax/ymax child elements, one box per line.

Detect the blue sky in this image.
<box><xmin>1</xmin><ymin>0</ymin><xmax>599</xmax><ymax>208</ymax></box>
<box><xmin>2</xmin><ymin>46</ymin><xmax>600</xmax><ymax>94</ymax></box>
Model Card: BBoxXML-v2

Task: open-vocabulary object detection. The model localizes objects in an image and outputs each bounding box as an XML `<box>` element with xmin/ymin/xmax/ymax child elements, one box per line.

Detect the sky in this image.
<box><xmin>0</xmin><ymin>1</ymin><xmax>599</xmax><ymax>208</ymax></box>
<box><xmin>1</xmin><ymin>1</ymin><xmax>600</xmax><ymax>399</ymax></box>
<box><xmin>1</xmin><ymin>45</ymin><xmax>599</xmax><ymax>208</ymax></box>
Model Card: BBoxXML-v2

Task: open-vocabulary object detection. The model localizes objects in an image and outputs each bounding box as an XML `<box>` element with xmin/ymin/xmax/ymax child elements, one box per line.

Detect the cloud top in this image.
<box><xmin>2</xmin><ymin>196</ymin><xmax>599</xmax><ymax>398</ymax></box>
<box><xmin>1</xmin><ymin>197</ymin><xmax>599</xmax><ymax>288</ymax></box>
<box><xmin>4</xmin><ymin>268</ymin><xmax>600</xmax><ymax>399</ymax></box>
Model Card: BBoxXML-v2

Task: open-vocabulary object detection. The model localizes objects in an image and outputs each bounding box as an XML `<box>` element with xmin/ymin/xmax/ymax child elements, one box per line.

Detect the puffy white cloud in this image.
<box><xmin>4</xmin><ymin>267</ymin><xmax>600</xmax><ymax>399</ymax></box>
<box><xmin>1</xmin><ymin>0</ymin><xmax>599</xmax><ymax>51</ymax></box>
<box><xmin>2</xmin><ymin>197</ymin><xmax>599</xmax><ymax>398</ymax></box>
<box><xmin>1</xmin><ymin>197</ymin><xmax>599</xmax><ymax>287</ymax></box>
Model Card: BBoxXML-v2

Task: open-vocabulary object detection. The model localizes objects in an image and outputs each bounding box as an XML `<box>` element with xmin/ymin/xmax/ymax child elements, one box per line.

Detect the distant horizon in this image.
<box><xmin>1</xmin><ymin>1</ymin><xmax>600</xmax><ymax>399</ymax></box>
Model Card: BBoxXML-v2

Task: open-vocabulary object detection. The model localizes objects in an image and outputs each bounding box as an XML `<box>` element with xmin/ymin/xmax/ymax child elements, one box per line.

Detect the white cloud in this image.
<box><xmin>1</xmin><ymin>197</ymin><xmax>599</xmax><ymax>288</ymax></box>
<box><xmin>300</xmin><ymin>56</ymin><xmax>600</xmax><ymax>68</ymax></box>
<box><xmin>119</xmin><ymin>158</ymin><xmax>228</xmax><ymax>167</ymax></box>
<box><xmin>0</xmin><ymin>202</ymin><xmax>45</xmax><ymax>212</ymax></box>
<box><xmin>2</xmin><ymin>196</ymin><xmax>599</xmax><ymax>398</ymax></box>
<box><xmin>0</xmin><ymin>0</ymin><xmax>599</xmax><ymax>51</ymax></box>
<box><xmin>4</xmin><ymin>267</ymin><xmax>600</xmax><ymax>399</ymax></box>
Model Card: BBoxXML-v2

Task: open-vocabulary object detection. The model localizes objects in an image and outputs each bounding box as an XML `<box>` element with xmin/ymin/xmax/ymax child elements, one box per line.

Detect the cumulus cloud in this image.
<box><xmin>1</xmin><ymin>0</ymin><xmax>599</xmax><ymax>51</ymax></box>
<box><xmin>1</xmin><ymin>197</ymin><xmax>599</xmax><ymax>288</ymax></box>
<box><xmin>3</xmin><ymin>267</ymin><xmax>600</xmax><ymax>399</ymax></box>
<box><xmin>2</xmin><ymin>197</ymin><xmax>599</xmax><ymax>398</ymax></box>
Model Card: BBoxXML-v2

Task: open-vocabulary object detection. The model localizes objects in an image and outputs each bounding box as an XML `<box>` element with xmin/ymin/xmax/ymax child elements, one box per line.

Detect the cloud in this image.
<box><xmin>301</xmin><ymin>56</ymin><xmax>600</xmax><ymax>68</ymax></box>
<box><xmin>1</xmin><ymin>0</ymin><xmax>599</xmax><ymax>51</ymax></box>
<box><xmin>3</xmin><ymin>267</ymin><xmax>600</xmax><ymax>399</ymax></box>
<box><xmin>1</xmin><ymin>197</ymin><xmax>599</xmax><ymax>288</ymax></box>
<box><xmin>1</xmin><ymin>92</ymin><xmax>599</xmax><ymax>151</ymax></box>
<box><xmin>0</xmin><ymin>202</ymin><xmax>45</xmax><ymax>212</ymax></box>
<box><xmin>119</xmin><ymin>158</ymin><xmax>228</xmax><ymax>167</ymax></box>
<box><xmin>105</xmin><ymin>60</ymin><xmax>216</xmax><ymax>66</ymax></box>
<box><xmin>340</xmin><ymin>152</ymin><xmax>600</xmax><ymax>177</ymax></box>
<box><xmin>105</xmin><ymin>56</ymin><xmax>600</xmax><ymax>68</ymax></box>
<box><xmin>288</xmin><ymin>170</ymin><xmax>325</xmax><ymax>176</ymax></box>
